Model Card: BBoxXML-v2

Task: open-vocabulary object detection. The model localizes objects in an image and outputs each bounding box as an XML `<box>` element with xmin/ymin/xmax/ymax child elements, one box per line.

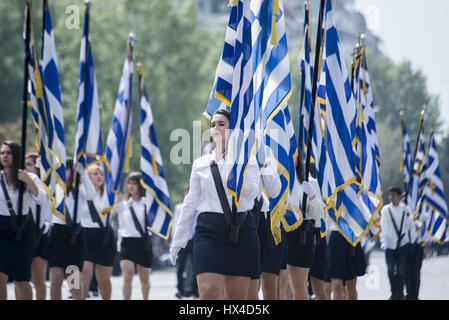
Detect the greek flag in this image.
<box><xmin>74</xmin><ymin>4</ymin><xmax>104</xmax><ymax>177</ymax></box>
<box><xmin>227</xmin><ymin>0</ymin><xmax>292</xmax><ymax>207</ymax></box>
<box><xmin>407</xmin><ymin>128</ymin><xmax>426</xmax><ymax>215</ymax></box>
<box><xmin>102</xmin><ymin>34</ymin><xmax>134</xmax><ymax>216</ymax></box>
<box><xmin>204</xmin><ymin>3</ymin><xmax>238</xmax><ymax>118</ymax></box>
<box><xmin>42</xmin><ymin>0</ymin><xmax>67</xmax><ymax>219</ymax></box>
<box><xmin>352</xmin><ymin>42</ymin><xmax>383</xmax><ymax>239</ymax></box>
<box><xmin>299</xmin><ymin>0</ymin><xmax>314</xmax><ymax>160</ymax></box>
<box><xmin>266</xmin><ymin>106</ymin><xmax>302</xmax><ymax>244</ymax></box>
<box><xmin>138</xmin><ymin>65</ymin><xmax>173</xmax><ymax>239</ymax></box>
<box><xmin>26</xmin><ymin>0</ymin><xmax>66</xmax><ymax>220</ymax></box>
<box><xmin>321</xmin><ymin>0</ymin><xmax>380</xmax><ymax>246</ymax></box>
<box><xmin>419</xmin><ymin>132</ymin><xmax>448</xmax><ymax>243</ymax></box>
<box><xmin>400</xmin><ymin>112</ymin><xmax>413</xmax><ymax>188</ymax></box>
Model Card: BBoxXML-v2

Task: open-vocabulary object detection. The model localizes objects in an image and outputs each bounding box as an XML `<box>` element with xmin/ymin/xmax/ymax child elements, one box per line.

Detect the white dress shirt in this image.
<box><xmin>80</xmin><ymin>189</ymin><xmax>109</xmax><ymax>229</ymax></box>
<box><xmin>171</xmin><ymin>152</ymin><xmax>260</xmax><ymax>249</ymax></box>
<box><xmin>0</xmin><ymin>171</ymin><xmax>46</xmax><ymax>217</ymax></box>
<box><xmin>259</xmin><ymin>148</ymin><xmax>282</xmax><ymax>215</ymax></box>
<box><xmin>31</xmin><ymin>193</ymin><xmax>52</xmax><ymax>234</ymax></box>
<box><xmin>116</xmin><ymin>197</ymin><xmax>153</xmax><ymax>238</ymax></box>
<box><xmin>51</xmin><ymin>170</ymin><xmax>96</xmax><ymax>225</ymax></box>
<box><xmin>171</xmin><ymin>203</ymin><xmax>198</xmax><ymax>242</ymax></box>
<box><xmin>289</xmin><ymin>177</ymin><xmax>324</xmax><ymax>222</ymax></box>
<box><xmin>380</xmin><ymin>202</ymin><xmax>413</xmax><ymax>250</ymax></box>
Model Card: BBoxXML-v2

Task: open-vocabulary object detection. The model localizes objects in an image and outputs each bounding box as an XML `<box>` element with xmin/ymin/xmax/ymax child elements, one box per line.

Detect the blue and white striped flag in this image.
<box><xmin>138</xmin><ymin>65</ymin><xmax>173</xmax><ymax>239</ymax></box>
<box><xmin>400</xmin><ymin>112</ymin><xmax>413</xmax><ymax>188</ymax></box>
<box><xmin>26</xmin><ymin>0</ymin><xmax>66</xmax><ymax>220</ymax></box>
<box><xmin>299</xmin><ymin>0</ymin><xmax>314</xmax><ymax>160</ymax></box>
<box><xmin>74</xmin><ymin>4</ymin><xmax>104</xmax><ymax>178</ymax></box>
<box><xmin>42</xmin><ymin>0</ymin><xmax>67</xmax><ymax>219</ymax></box>
<box><xmin>103</xmin><ymin>34</ymin><xmax>134</xmax><ymax>216</ymax></box>
<box><xmin>419</xmin><ymin>133</ymin><xmax>448</xmax><ymax>243</ymax></box>
<box><xmin>352</xmin><ymin>42</ymin><xmax>383</xmax><ymax>239</ymax></box>
<box><xmin>227</xmin><ymin>0</ymin><xmax>292</xmax><ymax>207</ymax></box>
<box><xmin>407</xmin><ymin>125</ymin><xmax>426</xmax><ymax>215</ymax></box>
<box><xmin>204</xmin><ymin>3</ymin><xmax>238</xmax><ymax>118</ymax></box>
<box><xmin>321</xmin><ymin>0</ymin><xmax>380</xmax><ymax>246</ymax></box>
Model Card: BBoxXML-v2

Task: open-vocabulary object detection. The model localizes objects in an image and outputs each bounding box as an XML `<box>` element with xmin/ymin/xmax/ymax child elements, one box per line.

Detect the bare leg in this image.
<box><xmin>137</xmin><ymin>264</ymin><xmax>151</xmax><ymax>300</ymax></box>
<box><xmin>261</xmin><ymin>272</ymin><xmax>279</xmax><ymax>300</ymax></box>
<box><xmin>31</xmin><ymin>257</ymin><xmax>48</xmax><ymax>300</ymax></box>
<box><xmin>224</xmin><ymin>275</ymin><xmax>251</xmax><ymax>300</ymax></box>
<box><xmin>324</xmin><ymin>281</ymin><xmax>332</xmax><ymax>300</ymax></box>
<box><xmin>331</xmin><ymin>278</ymin><xmax>344</xmax><ymax>300</ymax></box>
<box><xmin>247</xmin><ymin>278</ymin><xmax>260</xmax><ymax>300</ymax></box>
<box><xmin>95</xmin><ymin>264</ymin><xmax>113</xmax><ymax>300</ymax></box>
<box><xmin>277</xmin><ymin>269</ymin><xmax>291</xmax><ymax>300</ymax></box>
<box><xmin>196</xmin><ymin>273</ymin><xmax>225</xmax><ymax>300</ymax></box>
<box><xmin>0</xmin><ymin>272</ymin><xmax>8</xmax><ymax>300</ymax></box>
<box><xmin>80</xmin><ymin>261</ymin><xmax>94</xmax><ymax>299</ymax></box>
<box><xmin>121</xmin><ymin>260</ymin><xmax>135</xmax><ymax>300</ymax></box>
<box><xmin>14</xmin><ymin>281</ymin><xmax>33</xmax><ymax>300</ymax></box>
<box><xmin>346</xmin><ymin>277</ymin><xmax>358</xmax><ymax>300</ymax></box>
<box><xmin>287</xmin><ymin>265</ymin><xmax>310</xmax><ymax>300</ymax></box>
<box><xmin>310</xmin><ymin>276</ymin><xmax>327</xmax><ymax>300</ymax></box>
<box><xmin>50</xmin><ymin>267</ymin><xmax>64</xmax><ymax>300</ymax></box>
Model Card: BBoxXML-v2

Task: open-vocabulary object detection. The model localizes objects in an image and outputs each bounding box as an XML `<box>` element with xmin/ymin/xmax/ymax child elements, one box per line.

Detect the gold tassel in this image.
<box><xmin>270</xmin><ymin>0</ymin><xmax>280</xmax><ymax>45</ymax></box>
<box><xmin>229</xmin><ymin>0</ymin><xmax>239</xmax><ymax>6</ymax></box>
<box><xmin>123</xmin><ymin>136</ymin><xmax>132</xmax><ymax>173</ymax></box>
<box><xmin>151</xmin><ymin>154</ymin><xmax>159</xmax><ymax>175</ymax></box>
<box><xmin>273</xmin><ymin>0</ymin><xmax>280</xmax><ymax>15</ymax></box>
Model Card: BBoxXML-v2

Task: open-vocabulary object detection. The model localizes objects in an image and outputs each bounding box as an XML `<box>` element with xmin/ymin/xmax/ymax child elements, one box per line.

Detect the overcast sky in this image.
<box><xmin>352</xmin><ymin>0</ymin><xmax>449</xmax><ymax>134</ymax></box>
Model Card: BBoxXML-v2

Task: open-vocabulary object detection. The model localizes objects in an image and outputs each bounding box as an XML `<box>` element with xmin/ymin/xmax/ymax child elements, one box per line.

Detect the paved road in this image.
<box><xmin>6</xmin><ymin>250</ymin><xmax>449</xmax><ymax>300</ymax></box>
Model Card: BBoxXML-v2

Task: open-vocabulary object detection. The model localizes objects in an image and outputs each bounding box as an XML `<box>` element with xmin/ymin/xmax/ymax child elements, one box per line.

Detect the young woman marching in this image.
<box><xmin>170</xmin><ymin>109</ymin><xmax>261</xmax><ymax>300</ymax></box>
<box><xmin>24</xmin><ymin>152</ymin><xmax>52</xmax><ymax>300</ymax></box>
<box><xmin>286</xmin><ymin>154</ymin><xmax>325</xmax><ymax>300</ymax></box>
<box><xmin>247</xmin><ymin>147</ymin><xmax>283</xmax><ymax>300</ymax></box>
<box><xmin>115</xmin><ymin>172</ymin><xmax>153</xmax><ymax>300</ymax></box>
<box><xmin>80</xmin><ymin>164</ymin><xmax>116</xmax><ymax>300</ymax></box>
<box><xmin>0</xmin><ymin>141</ymin><xmax>46</xmax><ymax>300</ymax></box>
<box><xmin>48</xmin><ymin>158</ymin><xmax>95</xmax><ymax>300</ymax></box>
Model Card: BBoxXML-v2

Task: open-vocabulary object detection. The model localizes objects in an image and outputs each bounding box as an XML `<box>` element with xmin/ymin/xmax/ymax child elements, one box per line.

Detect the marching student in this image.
<box><xmin>170</xmin><ymin>109</ymin><xmax>261</xmax><ymax>300</ymax></box>
<box><xmin>402</xmin><ymin>193</ymin><xmax>427</xmax><ymax>300</ymax></box>
<box><xmin>309</xmin><ymin>217</ymin><xmax>331</xmax><ymax>300</ymax></box>
<box><xmin>247</xmin><ymin>146</ymin><xmax>282</xmax><ymax>300</ymax></box>
<box><xmin>327</xmin><ymin>213</ymin><xmax>367</xmax><ymax>300</ymax></box>
<box><xmin>80</xmin><ymin>164</ymin><xmax>116</xmax><ymax>300</ymax></box>
<box><xmin>286</xmin><ymin>154</ymin><xmax>324</xmax><ymax>300</ymax></box>
<box><xmin>49</xmin><ymin>157</ymin><xmax>95</xmax><ymax>300</ymax></box>
<box><xmin>0</xmin><ymin>141</ymin><xmax>46</xmax><ymax>300</ymax></box>
<box><xmin>379</xmin><ymin>187</ymin><xmax>414</xmax><ymax>300</ymax></box>
<box><xmin>115</xmin><ymin>172</ymin><xmax>153</xmax><ymax>300</ymax></box>
<box><xmin>24</xmin><ymin>152</ymin><xmax>52</xmax><ymax>300</ymax></box>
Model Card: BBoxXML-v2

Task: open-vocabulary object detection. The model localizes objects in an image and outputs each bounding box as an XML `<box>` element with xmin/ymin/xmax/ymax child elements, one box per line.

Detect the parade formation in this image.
<box><xmin>0</xmin><ymin>0</ymin><xmax>447</xmax><ymax>302</ymax></box>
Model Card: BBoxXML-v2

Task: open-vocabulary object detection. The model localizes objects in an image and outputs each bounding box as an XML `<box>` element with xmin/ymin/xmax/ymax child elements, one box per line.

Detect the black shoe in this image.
<box><xmin>175</xmin><ymin>292</ymin><xmax>183</xmax><ymax>299</ymax></box>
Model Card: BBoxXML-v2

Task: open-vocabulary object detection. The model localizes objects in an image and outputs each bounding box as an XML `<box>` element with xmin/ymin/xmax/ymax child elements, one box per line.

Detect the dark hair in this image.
<box><xmin>1</xmin><ymin>141</ymin><xmax>21</xmax><ymax>190</ymax></box>
<box><xmin>25</xmin><ymin>152</ymin><xmax>40</xmax><ymax>178</ymax></box>
<box><xmin>126</xmin><ymin>171</ymin><xmax>145</xmax><ymax>199</ymax></box>
<box><xmin>66</xmin><ymin>157</ymin><xmax>74</xmax><ymax>195</ymax></box>
<box><xmin>295</xmin><ymin>150</ymin><xmax>305</xmax><ymax>183</ymax></box>
<box><xmin>388</xmin><ymin>186</ymin><xmax>402</xmax><ymax>196</ymax></box>
<box><xmin>212</xmin><ymin>109</ymin><xmax>231</xmax><ymax>121</ymax></box>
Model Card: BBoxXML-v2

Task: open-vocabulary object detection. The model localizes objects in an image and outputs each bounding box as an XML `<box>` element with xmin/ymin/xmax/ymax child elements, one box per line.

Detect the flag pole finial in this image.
<box><xmin>84</xmin><ymin>0</ymin><xmax>91</xmax><ymax>8</ymax></box>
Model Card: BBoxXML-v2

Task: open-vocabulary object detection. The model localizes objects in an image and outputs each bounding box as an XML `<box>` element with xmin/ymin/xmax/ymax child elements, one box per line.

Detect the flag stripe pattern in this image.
<box><xmin>138</xmin><ymin>66</ymin><xmax>173</xmax><ymax>239</ymax></box>
<box><xmin>102</xmin><ymin>35</ymin><xmax>134</xmax><ymax>216</ymax></box>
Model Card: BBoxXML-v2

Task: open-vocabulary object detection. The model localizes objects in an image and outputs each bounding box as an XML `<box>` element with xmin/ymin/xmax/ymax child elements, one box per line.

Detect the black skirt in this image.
<box><xmin>83</xmin><ymin>228</ymin><xmax>117</xmax><ymax>267</ymax></box>
<box><xmin>120</xmin><ymin>237</ymin><xmax>153</xmax><ymax>268</ymax></box>
<box><xmin>193</xmin><ymin>212</ymin><xmax>260</xmax><ymax>278</ymax></box>
<box><xmin>310</xmin><ymin>228</ymin><xmax>330</xmax><ymax>282</ymax></box>
<box><xmin>286</xmin><ymin>222</ymin><xmax>315</xmax><ymax>268</ymax></box>
<box><xmin>258</xmin><ymin>213</ymin><xmax>285</xmax><ymax>276</ymax></box>
<box><xmin>0</xmin><ymin>215</ymin><xmax>35</xmax><ymax>281</ymax></box>
<box><xmin>34</xmin><ymin>232</ymin><xmax>51</xmax><ymax>261</ymax></box>
<box><xmin>327</xmin><ymin>231</ymin><xmax>367</xmax><ymax>281</ymax></box>
<box><xmin>48</xmin><ymin>224</ymin><xmax>84</xmax><ymax>271</ymax></box>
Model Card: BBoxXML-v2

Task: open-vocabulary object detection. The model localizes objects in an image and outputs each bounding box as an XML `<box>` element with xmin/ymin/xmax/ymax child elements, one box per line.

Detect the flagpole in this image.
<box><xmin>16</xmin><ymin>0</ymin><xmax>32</xmax><ymax>240</ymax></box>
<box><xmin>301</xmin><ymin>0</ymin><xmax>325</xmax><ymax>226</ymax></box>
<box><xmin>73</xmin><ymin>0</ymin><xmax>91</xmax><ymax>233</ymax></box>
<box><xmin>405</xmin><ymin>109</ymin><xmax>425</xmax><ymax>203</ymax></box>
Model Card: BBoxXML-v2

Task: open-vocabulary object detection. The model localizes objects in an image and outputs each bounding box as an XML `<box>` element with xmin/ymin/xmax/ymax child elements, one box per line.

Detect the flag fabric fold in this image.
<box><xmin>138</xmin><ymin>65</ymin><xmax>173</xmax><ymax>239</ymax></box>
<box><xmin>102</xmin><ymin>34</ymin><xmax>134</xmax><ymax>216</ymax></box>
